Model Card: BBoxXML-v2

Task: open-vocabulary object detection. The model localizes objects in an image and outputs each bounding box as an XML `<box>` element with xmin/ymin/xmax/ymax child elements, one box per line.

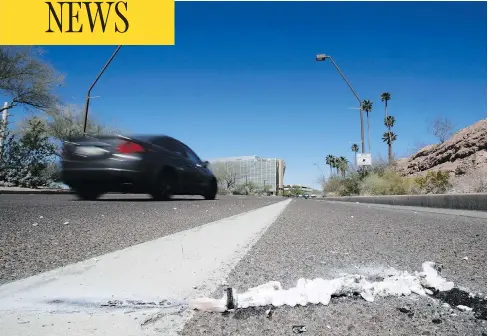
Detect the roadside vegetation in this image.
<box><xmin>322</xmin><ymin>159</ymin><xmax>453</xmax><ymax>197</ymax></box>
<box><xmin>321</xmin><ymin>92</ymin><xmax>481</xmax><ymax>197</ymax></box>
<box><xmin>0</xmin><ymin>47</ymin><xmax>120</xmax><ymax>188</ymax></box>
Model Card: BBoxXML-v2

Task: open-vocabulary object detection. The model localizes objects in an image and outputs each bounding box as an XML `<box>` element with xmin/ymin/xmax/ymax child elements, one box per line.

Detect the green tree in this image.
<box><xmin>43</xmin><ymin>104</ymin><xmax>121</xmax><ymax>141</ymax></box>
<box><xmin>288</xmin><ymin>185</ymin><xmax>303</xmax><ymax>197</ymax></box>
<box><xmin>380</xmin><ymin>92</ymin><xmax>391</xmax><ymax>119</ymax></box>
<box><xmin>0</xmin><ymin>47</ymin><xmax>63</xmax><ymax>158</ymax></box>
<box><xmin>0</xmin><ymin>116</ymin><xmax>56</xmax><ymax>188</ymax></box>
<box><xmin>384</xmin><ymin>115</ymin><xmax>396</xmax><ymax>164</ymax></box>
<box><xmin>362</xmin><ymin>99</ymin><xmax>373</xmax><ymax>153</ymax></box>
<box><xmin>0</xmin><ymin>47</ymin><xmax>63</xmax><ymax>114</ymax></box>
<box><xmin>15</xmin><ymin>104</ymin><xmax>123</xmax><ymax>156</ymax></box>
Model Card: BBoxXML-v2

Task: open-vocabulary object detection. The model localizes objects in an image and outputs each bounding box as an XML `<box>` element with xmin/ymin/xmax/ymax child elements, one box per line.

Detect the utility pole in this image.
<box><xmin>0</xmin><ymin>102</ymin><xmax>9</xmax><ymax>159</ymax></box>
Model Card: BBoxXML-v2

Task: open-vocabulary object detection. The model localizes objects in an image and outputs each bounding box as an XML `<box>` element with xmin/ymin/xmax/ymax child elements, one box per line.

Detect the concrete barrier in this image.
<box><xmin>318</xmin><ymin>193</ymin><xmax>487</xmax><ymax>211</ymax></box>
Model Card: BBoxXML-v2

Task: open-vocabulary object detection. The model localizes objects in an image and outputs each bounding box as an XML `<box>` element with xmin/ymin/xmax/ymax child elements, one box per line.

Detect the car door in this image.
<box><xmin>152</xmin><ymin>137</ymin><xmax>192</xmax><ymax>192</ymax></box>
<box><xmin>169</xmin><ymin>139</ymin><xmax>206</xmax><ymax>193</ymax></box>
<box><xmin>182</xmin><ymin>144</ymin><xmax>209</xmax><ymax>191</ymax></box>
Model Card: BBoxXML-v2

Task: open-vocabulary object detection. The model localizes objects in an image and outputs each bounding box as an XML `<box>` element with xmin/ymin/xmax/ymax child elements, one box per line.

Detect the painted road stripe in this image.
<box><xmin>0</xmin><ymin>199</ymin><xmax>292</xmax><ymax>336</ymax></box>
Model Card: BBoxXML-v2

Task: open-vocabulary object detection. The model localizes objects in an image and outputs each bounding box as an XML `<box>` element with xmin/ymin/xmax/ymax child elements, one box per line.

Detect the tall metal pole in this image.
<box><xmin>313</xmin><ymin>163</ymin><xmax>326</xmax><ymax>182</ymax></box>
<box><xmin>83</xmin><ymin>45</ymin><xmax>122</xmax><ymax>135</ymax></box>
<box><xmin>317</xmin><ymin>55</ymin><xmax>365</xmax><ymax>154</ymax></box>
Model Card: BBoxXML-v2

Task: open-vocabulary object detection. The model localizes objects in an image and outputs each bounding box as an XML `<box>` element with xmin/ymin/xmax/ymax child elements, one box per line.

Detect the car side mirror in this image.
<box><xmin>202</xmin><ymin>161</ymin><xmax>209</xmax><ymax>167</ymax></box>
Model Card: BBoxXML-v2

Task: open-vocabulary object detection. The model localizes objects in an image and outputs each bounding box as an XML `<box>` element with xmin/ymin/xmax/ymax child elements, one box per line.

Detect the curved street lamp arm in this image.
<box><xmin>83</xmin><ymin>45</ymin><xmax>123</xmax><ymax>135</ymax></box>
<box><xmin>326</xmin><ymin>56</ymin><xmax>361</xmax><ymax>105</ymax></box>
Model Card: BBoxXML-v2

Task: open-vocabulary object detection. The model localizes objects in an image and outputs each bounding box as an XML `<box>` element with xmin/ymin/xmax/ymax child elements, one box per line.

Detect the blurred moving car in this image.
<box><xmin>61</xmin><ymin>134</ymin><xmax>218</xmax><ymax>201</ymax></box>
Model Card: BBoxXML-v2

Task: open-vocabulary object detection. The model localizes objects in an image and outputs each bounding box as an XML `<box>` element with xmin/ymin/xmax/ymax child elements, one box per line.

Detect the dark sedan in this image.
<box><xmin>61</xmin><ymin>134</ymin><xmax>218</xmax><ymax>201</ymax></box>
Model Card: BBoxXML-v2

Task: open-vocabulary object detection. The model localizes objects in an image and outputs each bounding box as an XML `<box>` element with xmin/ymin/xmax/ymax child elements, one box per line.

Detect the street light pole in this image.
<box><xmin>83</xmin><ymin>45</ymin><xmax>122</xmax><ymax>135</ymax></box>
<box><xmin>316</xmin><ymin>54</ymin><xmax>365</xmax><ymax>154</ymax></box>
<box><xmin>313</xmin><ymin>163</ymin><xmax>326</xmax><ymax>181</ymax></box>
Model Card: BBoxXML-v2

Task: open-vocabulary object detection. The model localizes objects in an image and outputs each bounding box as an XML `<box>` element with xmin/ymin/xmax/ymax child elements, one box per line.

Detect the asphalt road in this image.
<box><xmin>0</xmin><ymin>193</ymin><xmax>282</xmax><ymax>284</ymax></box>
<box><xmin>181</xmin><ymin>199</ymin><xmax>487</xmax><ymax>336</ymax></box>
<box><xmin>0</xmin><ymin>195</ymin><xmax>486</xmax><ymax>335</ymax></box>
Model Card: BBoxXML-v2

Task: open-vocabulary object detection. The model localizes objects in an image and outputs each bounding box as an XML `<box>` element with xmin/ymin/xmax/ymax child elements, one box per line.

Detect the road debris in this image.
<box><xmin>431</xmin><ymin>287</ymin><xmax>486</xmax><ymax>320</ymax></box>
<box><xmin>292</xmin><ymin>325</ymin><xmax>307</xmax><ymax>333</ymax></box>
<box><xmin>457</xmin><ymin>305</ymin><xmax>473</xmax><ymax>312</ymax></box>
<box><xmin>397</xmin><ymin>307</ymin><xmax>414</xmax><ymax>318</ymax></box>
<box><xmin>189</xmin><ymin>262</ymin><xmax>458</xmax><ymax>313</ymax></box>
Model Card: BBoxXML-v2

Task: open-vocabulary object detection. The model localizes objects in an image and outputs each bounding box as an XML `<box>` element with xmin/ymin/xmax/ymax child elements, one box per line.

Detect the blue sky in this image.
<box><xmin>4</xmin><ymin>1</ymin><xmax>487</xmax><ymax>188</ymax></box>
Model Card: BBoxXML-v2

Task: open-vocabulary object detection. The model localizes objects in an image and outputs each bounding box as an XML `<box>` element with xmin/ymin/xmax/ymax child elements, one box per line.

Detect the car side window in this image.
<box><xmin>153</xmin><ymin>137</ymin><xmax>183</xmax><ymax>156</ymax></box>
<box><xmin>152</xmin><ymin>137</ymin><xmax>168</xmax><ymax>149</ymax></box>
<box><xmin>168</xmin><ymin>140</ymin><xmax>187</xmax><ymax>157</ymax></box>
<box><xmin>184</xmin><ymin>147</ymin><xmax>202</xmax><ymax>164</ymax></box>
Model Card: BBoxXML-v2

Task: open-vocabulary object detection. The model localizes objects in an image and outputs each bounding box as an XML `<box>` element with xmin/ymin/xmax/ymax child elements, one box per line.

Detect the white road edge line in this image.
<box><xmin>0</xmin><ymin>199</ymin><xmax>292</xmax><ymax>336</ymax></box>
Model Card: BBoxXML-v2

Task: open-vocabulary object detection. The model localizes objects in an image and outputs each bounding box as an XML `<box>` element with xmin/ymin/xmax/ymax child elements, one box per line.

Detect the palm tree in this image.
<box><xmin>380</xmin><ymin>92</ymin><xmax>391</xmax><ymax>119</ymax></box>
<box><xmin>384</xmin><ymin>115</ymin><xmax>396</xmax><ymax>164</ymax></box>
<box><xmin>382</xmin><ymin>130</ymin><xmax>397</xmax><ymax>163</ymax></box>
<box><xmin>338</xmin><ymin>156</ymin><xmax>349</xmax><ymax>177</ymax></box>
<box><xmin>325</xmin><ymin>154</ymin><xmax>334</xmax><ymax>175</ymax></box>
<box><xmin>331</xmin><ymin>156</ymin><xmax>339</xmax><ymax>175</ymax></box>
<box><xmin>362</xmin><ymin>99</ymin><xmax>373</xmax><ymax>153</ymax></box>
<box><xmin>351</xmin><ymin>143</ymin><xmax>359</xmax><ymax>167</ymax></box>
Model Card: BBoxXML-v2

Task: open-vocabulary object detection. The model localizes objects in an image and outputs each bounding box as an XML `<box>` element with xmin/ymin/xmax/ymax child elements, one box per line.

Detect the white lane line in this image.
<box><xmin>0</xmin><ymin>199</ymin><xmax>292</xmax><ymax>336</ymax></box>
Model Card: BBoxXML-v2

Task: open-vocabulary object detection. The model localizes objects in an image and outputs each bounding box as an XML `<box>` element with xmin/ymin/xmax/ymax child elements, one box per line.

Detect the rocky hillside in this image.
<box><xmin>396</xmin><ymin>119</ymin><xmax>487</xmax><ymax>193</ymax></box>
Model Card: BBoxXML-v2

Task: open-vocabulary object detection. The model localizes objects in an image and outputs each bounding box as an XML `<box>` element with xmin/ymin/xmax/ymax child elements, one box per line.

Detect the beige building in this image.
<box><xmin>209</xmin><ymin>156</ymin><xmax>286</xmax><ymax>195</ymax></box>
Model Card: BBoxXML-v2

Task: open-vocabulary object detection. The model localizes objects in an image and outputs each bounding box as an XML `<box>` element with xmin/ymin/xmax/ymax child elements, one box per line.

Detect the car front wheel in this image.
<box><xmin>203</xmin><ymin>179</ymin><xmax>217</xmax><ymax>200</ymax></box>
<box><xmin>75</xmin><ymin>187</ymin><xmax>104</xmax><ymax>201</ymax></box>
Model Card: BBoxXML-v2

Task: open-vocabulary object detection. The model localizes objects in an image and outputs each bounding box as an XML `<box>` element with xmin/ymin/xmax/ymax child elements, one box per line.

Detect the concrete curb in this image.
<box><xmin>0</xmin><ymin>189</ymin><xmax>73</xmax><ymax>195</ymax></box>
<box><xmin>316</xmin><ymin>193</ymin><xmax>487</xmax><ymax>211</ymax></box>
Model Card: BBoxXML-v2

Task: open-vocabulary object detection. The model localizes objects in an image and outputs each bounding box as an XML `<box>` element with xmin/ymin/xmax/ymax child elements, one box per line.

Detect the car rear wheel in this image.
<box><xmin>150</xmin><ymin>170</ymin><xmax>174</xmax><ymax>201</ymax></box>
<box><xmin>203</xmin><ymin>179</ymin><xmax>217</xmax><ymax>200</ymax></box>
<box><xmin>75</xmin><ymin>187</ymin><xmax>104</xmax><ymax>201</ymax></box>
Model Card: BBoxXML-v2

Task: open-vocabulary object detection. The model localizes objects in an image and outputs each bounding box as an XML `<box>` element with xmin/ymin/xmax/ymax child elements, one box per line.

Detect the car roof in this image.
<box><xmin>132</xmin><ymin>134</ymin><xmax>191</xmax><ymax>147</ymax></box>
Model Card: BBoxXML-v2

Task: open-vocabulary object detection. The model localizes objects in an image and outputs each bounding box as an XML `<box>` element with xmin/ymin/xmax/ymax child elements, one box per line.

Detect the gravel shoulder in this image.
<box><xmin>182</xmin><ymin>199</ymin><xmax>487</xmax><ymax>335</ymax></box>
<box><xmin>0</xmin><ymin>194</ymin><xmax>283</xmax><ymax>284</ymax></box>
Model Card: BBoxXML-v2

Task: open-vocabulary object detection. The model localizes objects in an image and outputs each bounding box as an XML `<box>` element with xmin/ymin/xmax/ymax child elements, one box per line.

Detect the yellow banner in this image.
<box><xmin>0</xmin><ymin>0</ymin><xmax>175</xmax><ymax>45</ymax></box>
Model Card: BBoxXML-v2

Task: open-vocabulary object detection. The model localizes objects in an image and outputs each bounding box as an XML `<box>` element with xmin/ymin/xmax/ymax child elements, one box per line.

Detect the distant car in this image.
<box><xmin>303</xmin><ymin>194</ymin><xmax>310</xmax><ymax>199</ymax></box>
<box><xmin>61</xmin><ymin>134</ymin><xmax>218</xmax><ymax>201</ymax></box>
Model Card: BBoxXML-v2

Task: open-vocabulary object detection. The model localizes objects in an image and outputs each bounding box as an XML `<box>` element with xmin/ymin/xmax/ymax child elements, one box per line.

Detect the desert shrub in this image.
<box><xmin>324</xmin><ymin>174</ymin><xmax>361</xmax><ymax>196</ymax></box>
<box><xmin>232</xmin><ymin>182</ymin><xmax>259</xmax><ymax>195</ymax></box>
<box><xmin>360</xmin><ymin>170</ymin><xmax>416</xmax><ymax>195</ymax></box>
<box><xmin>217</xmin><ymin>188</ymin><xmax>230</xmax><ymax>195</ymax></box>
<box><xmin>414</xmin><ymin>170</ymin><xmax>451</xmax><ymax>194</ymax></box>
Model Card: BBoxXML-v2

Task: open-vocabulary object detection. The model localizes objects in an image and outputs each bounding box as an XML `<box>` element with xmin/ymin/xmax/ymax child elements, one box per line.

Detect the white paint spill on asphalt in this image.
<box><xmin>0</xmin><ymin>199</ymin><xmax>291</xmax><ymax>336</ymax></box>
<box><xmin>189</xmin><ymin>262</ymin><xmax>455</xmax><ymax>313</ymax></box>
